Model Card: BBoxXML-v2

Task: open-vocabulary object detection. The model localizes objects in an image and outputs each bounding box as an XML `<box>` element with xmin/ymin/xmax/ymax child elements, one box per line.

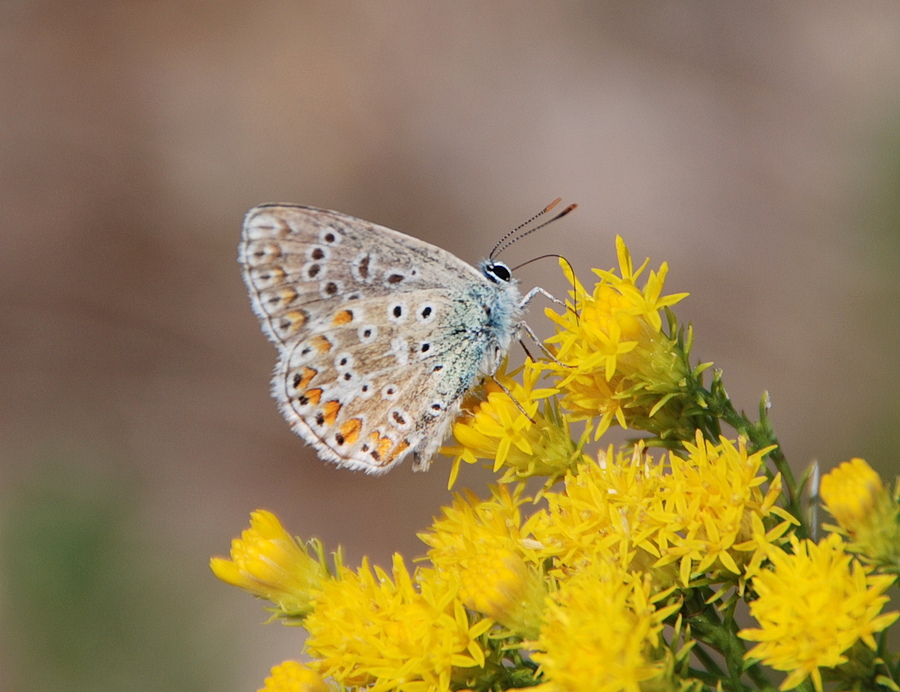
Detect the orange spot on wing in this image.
<box><xmin>305</xmin><ymin>388</ymin><xmax>323</xmax><ymax>404</ymax></box>
<box><xmin>279</xmin><ymin>287</ymin><xmax>299</xmax><ymax>304</ymax></box>
<box><xmin>310</xmin><ymin>335</ymin><xmax>332</xmax><ymax>353</ymax></box>
<box><xmin>253</xmin><ymin>266</ymin><xmax>285</xmax><ymax>284</ymax></box>
<box><xmin>322</xmin><ymin>400</ymin><xmax>342</xmax><ymax>426</ymax></box>
<box><xmin>365</xmin><ymin>432</ymin><xmax>383</xmax><ymax>461</ymax></box>
<box><xmin>297</xmin><ymin>367</ymin><xmax>317</xmax><ymax>389</ymax></box>
<box><xmin>387</xmin><ymin>439</ymin><xmax>410</xmax><ymax>463</ymax></box>
<box><xmin>281</xmin><ymin>310</ymin><xmax>307</xmax><ymax>333</ymax></box>
<box><xmin>332</xmin><ymin>309</ymin><xmax>354</xmax><ymax>326</ymax></box>
<box><xmin>376</xmin><ymin>435</ymin><xmax>394</xmax><ymax>462</ymax></box>
<box><xmin>340</xmin><ymin>418</ymin><xmax>363</xmax><ymax>445</ymax></box>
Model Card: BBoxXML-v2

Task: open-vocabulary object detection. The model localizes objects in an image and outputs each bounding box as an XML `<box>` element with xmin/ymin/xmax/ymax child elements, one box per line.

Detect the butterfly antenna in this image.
<box><xmin>491</xmin><ymin>202</ymin><xmax>577</xmax><ymax>260</ymax></box>
<box><xmin>512</xmin><ymin>253</ymin><xmax>581</xmax><ymax>319</ymax></box>
<box><xmin>489</xmin><ymin>198</ymin><xmax>563</xmax><ymax>260</ymax></box>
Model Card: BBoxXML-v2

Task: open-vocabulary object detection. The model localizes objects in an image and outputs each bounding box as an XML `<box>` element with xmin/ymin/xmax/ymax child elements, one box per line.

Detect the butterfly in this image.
<box><xmin>239</xmin><ymin>202</ymin><xmax>572</xmax><ymax>474</ymax></box>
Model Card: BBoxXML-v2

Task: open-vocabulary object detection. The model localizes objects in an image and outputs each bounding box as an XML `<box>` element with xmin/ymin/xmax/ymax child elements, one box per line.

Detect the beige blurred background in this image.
<box><xmin>1</xmin><ymin>3</ymin><xmax>898</xmax><ymax>690</ymax></box>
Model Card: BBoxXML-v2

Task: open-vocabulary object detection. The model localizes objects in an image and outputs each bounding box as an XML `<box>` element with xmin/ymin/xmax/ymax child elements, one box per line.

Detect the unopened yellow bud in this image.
<box><xmin>210</xmin><ymin>510</ymin><xmax>328</xmax><ymax>617</ymax></box>
<box><xmin>820</xmin><ymin>458</ymin><xmax>885</xmax><ymax>536</ymax></box>
<box><xmin>459</xmin><ymin>547</ymin><xmax>544</xmax><ymax>639</ymax></box>
<box><xmin>259</xmin><ymin>660</ymin><xmax>329</xmax><ymax>692</ymax></box>
<box><xmin>820</xmin><ymin>458</ymin><xmax>900</xmax><ymax>569</ymax></box>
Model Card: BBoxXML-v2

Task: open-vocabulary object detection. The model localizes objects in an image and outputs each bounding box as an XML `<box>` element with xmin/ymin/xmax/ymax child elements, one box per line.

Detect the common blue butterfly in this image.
<box><xmin>239</xmin><ymin>203</ymin><xmax>570</xmax><ymax>473</ymax></box>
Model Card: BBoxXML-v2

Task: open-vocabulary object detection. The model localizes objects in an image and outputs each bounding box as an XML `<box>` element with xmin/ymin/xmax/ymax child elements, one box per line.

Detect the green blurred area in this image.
<box><xmin>0</xmin><ymin>450</ymin><xmax>236</xmax><ymax>692</ymax></box>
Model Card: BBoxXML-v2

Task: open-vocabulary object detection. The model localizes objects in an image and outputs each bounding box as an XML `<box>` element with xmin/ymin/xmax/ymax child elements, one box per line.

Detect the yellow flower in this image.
<box><xmin>259</xmin><ymin>661</ymin><xmax>330</xmax><ymax>692</ymax></box>
<box><xmin>654</xmin><ymin>432</ymin><xmax>797</xmax><ymax>587</ymax></box>
<box><xmin>820</xmin><ymin>458</ymin><xmax>900</xmax><ymax>568</ymax></box>
<box><xmin>210</xmin><ymin>510</ymin><xmax>329</xmax><ymax>617</ymax></box>
<box><xmin>821</xmin><ymin>458</ymin><xmax>885</xmax><ymax>530</ymax></box>
<box><xmin>456</xmin><ymin>546</ymin><xmax>545</xmax><ymax>637</ymax></box>
<box><xmin>532</xmin><ymin>561</ymin><xmax>679</xmax><ymax>692</ymax></box>
<box><xmin>442</xmin><ymin>362</ymin><xmax>578</xmax><ymax>486</ymax></box>
<box><xmin>529</xmin><ymin>434</ymin><xmax>795</xmax><ymax>588</ymax></box>
<box><xmin>538</xmin><ymin>237</ymin><xmax>690</xmax><ymax>439</ymax></box>
<box><xmin>529</xmin><ymin>443</ymin><xmax>672</xmax><ymax>585</ymax></box>
<box><xmin>304</xmin><ymin>554</ymin><xmax>491</xmax><ymax>691</ymax></box>
<box><xmin>740</xmin><ymin>533</ymin><xmax>899</xmax><ymax>692</ymax></box>
<box><xmin>420</xmin><ymin>485</ymin><xmax>545</xmax><ymax>637</ymax></box>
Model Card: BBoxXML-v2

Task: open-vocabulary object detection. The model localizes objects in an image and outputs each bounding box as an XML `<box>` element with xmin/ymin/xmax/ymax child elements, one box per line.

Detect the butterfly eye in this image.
<box><xmin>484</xmin><ymin>261</ymin><xmax>512</xmax><ymax>283</ymax></box>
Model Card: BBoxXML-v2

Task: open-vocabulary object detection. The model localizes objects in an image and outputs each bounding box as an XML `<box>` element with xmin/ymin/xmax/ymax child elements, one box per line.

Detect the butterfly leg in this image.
<box><xmin>518</xmin><ymin>286</ymin><xmax>564</xmax><ymax>309</ymax></box>
<box><xmin>516</xmin><ymin>319</ymin><xmax>570</xmax><ymax>367</ymax></box>
<box><xmin>489</xmin><ymin>374</ymin><xmax>536</xmax><ymax>424</ymax></box>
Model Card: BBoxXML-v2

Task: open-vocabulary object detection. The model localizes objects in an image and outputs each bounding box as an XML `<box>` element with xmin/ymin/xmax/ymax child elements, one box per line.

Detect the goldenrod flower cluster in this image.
<box><xmin>820</xmin><ymin>458</ymin><xmax>900</xmax><ymax>572</ymax></box>
<box><xmin>214</xmin><ymin>238</ymin><xmax>900</xmax><ymax>691</ymax></box>
<box><xmin>740</xmin><ymin>533</ymin><xmax>898</xmax><ymax>692</ymax></box>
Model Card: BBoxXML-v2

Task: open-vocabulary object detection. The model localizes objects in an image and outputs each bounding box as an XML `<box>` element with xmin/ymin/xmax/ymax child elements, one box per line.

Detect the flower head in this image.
<box><xmin>820</xmin><ymin>458</ymin><xmax>900</xmax><ymax>569</ymax></box>
<box><xmin>529</xmin><ymin>433</ymin><xmax>794</xmax><ymax>588</ymax></box>
<box><xmin>420</xmin><ymin>485</ymin><xmax>545</xmax><ymax>637</ymax></box>
<box><xmin>537</xmin><ymin>237</ymin><xmax>690</xmax><ymax>440</ymax></box>
<box><xmin>529</xmin><ymin>443</ymin><xmax>671</xmax><ymax>584</ymax></box>
<box><xmin>304</xmin><ymin>554</ymin><xmax>491</xmax><ymax>691</ymax></box>
<box><xmin>532</xmin><ymin>560</ymin><xmax>679</xmax><ymax>692</ymax></box>
<box><xmin>821</xmin><ymin>458</ymin><xmax>885</xmax><ymax>530</ymax></box>
<box><xmin>443</xmin><ymin>361</ymin><xmax>580</xmax><ymax>486</ymax></box>
<box><xmin>739</xmin><ymin>533</ymin><xmax>899</xmax><ymax>692</ymax></box>
<box><xmin>654</xmin><ymin>432</ymin><xmax>797</xmax><ymax>586</ymax></box>
<box><xmin>258</xmin><ymin>661</ymin><xmax>330</xmax><ymax>692</ymax></box>
<box><xmin>210</xmin><ymin>510</ymin><xmax>329</xmax><ymax>618</ymax></box>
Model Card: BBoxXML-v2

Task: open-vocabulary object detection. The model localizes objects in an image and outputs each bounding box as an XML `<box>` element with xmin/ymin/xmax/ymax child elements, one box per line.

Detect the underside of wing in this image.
<box><xmin>238</xmin><ymin>205</ymin><xmax>495</xmax><ymax>473</ymax></box>
<box><xmin>239</xmin><ymin>204</ymin><xmax>484</xmax><ymax>350</ymax></box>
<box><xmin>272</xmin><ymin>291</ymin><xmax>485</xmax><ymax>473</ymax></box>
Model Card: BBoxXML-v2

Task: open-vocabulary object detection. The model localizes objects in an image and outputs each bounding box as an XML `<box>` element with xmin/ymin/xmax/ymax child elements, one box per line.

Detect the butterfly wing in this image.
<box><xmin>239</xmin><ymin>204</ymin><xmax>517</xmax><ymax>473</ymax></box>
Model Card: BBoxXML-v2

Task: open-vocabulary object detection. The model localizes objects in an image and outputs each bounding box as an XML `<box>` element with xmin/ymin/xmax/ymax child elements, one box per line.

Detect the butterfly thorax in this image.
<box><xmin>473</xmin><ymin>258</ymin><xmax>522</xmax><ymax>377</ymax></box>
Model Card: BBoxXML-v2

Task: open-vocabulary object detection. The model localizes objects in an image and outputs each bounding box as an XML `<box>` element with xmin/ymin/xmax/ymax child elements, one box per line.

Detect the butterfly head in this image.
<box><xmin>481</xmin><ymin>259</ymin><xmax>514</xmax><ymax>285</ymax></box>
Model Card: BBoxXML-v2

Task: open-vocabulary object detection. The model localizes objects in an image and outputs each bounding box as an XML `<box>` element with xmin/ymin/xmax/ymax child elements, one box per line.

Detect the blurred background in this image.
<box><xmin>1</xmin><ymin>2</ymin><xmax>898</xmax><ymax>690</ymax></box>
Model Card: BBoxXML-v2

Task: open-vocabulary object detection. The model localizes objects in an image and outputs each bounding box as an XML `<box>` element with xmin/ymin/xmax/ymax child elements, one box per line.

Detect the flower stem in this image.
<box><xmin>700</xmin><ymin>372</ymin><xmax>810</xmax><ymax>539</ymax></box>
<box><xmin>684</xmin><ymin>590</ymin><xmax>778</xmax><ymax>690</ymax></box>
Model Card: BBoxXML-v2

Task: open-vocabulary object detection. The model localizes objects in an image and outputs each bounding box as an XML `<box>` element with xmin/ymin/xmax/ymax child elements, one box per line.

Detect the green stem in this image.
<box><xmin>698</xmin><ymin>379</ymin><xmax>810</xmax><ymax>539</ymax></box>
<box><xmin>684</xmin><ymin>591</ymin><xmax>775</xmax><ymax>691</ymax></box>
<box><xmin>691</xmin><ymin>643</ymin><xmax>725</xmax><ymax>678</ymax></box>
